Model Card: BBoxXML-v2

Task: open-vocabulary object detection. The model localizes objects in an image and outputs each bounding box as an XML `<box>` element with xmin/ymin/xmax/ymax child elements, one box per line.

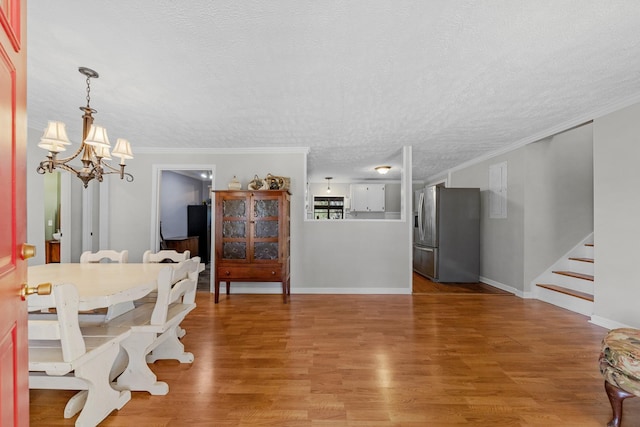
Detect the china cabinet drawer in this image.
<box><xmin>217</xmin><ymin>266</ymin><xmax>282</xmax><ymax>281</ymax></box>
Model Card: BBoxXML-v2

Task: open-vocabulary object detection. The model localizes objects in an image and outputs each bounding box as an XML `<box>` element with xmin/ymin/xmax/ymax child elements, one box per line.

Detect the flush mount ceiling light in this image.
<box><xmin>375</xmin><ymin>166</ymin><xmax>391</xmax><ymax>174</ymax></box>
<box><xmin>325</xmin><ymin>177</ymin><xmax>332</xmax><ymax>193</ymax></box>
<box><xmin>36</xmin><ymin>67</ymin><xmax>134</xmax><ymax>188</ymax></box>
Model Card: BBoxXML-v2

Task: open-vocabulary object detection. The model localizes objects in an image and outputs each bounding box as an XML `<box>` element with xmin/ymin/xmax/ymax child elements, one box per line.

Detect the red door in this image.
<box><xmin>0</xmin><ymin>0</ymin><xmax>28</xmax><ymax>425</ymax></box>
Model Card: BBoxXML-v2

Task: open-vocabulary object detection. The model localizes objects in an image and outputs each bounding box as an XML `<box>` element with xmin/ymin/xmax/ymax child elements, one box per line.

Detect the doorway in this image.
<box><xmin>42</xmin><ymin>171</ymin><xmax>72</xmax><ymax>263</ymax></box>
<box><xmin>151</xmin><ymin>164</ymin><xmax>215</xmax><ymax>291</ymax></box>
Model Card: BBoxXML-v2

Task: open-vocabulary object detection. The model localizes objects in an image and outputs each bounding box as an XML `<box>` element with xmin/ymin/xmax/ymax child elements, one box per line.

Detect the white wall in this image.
<box><xmin>593</xmin><ymin>103</ymin><xmax>640</xmax><ymax>328</ymax></box>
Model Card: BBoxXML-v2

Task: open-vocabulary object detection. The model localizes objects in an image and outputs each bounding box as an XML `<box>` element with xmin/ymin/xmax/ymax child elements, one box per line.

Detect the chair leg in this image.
<box><xmin>605</xmin><ymin>380</ymin><xmax>635</xmax><ymax>427</ymax></box>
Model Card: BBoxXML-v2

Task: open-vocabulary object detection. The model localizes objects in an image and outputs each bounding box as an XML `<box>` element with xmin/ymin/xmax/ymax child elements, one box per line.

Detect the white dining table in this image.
<box><xmin>27</xmin><ymin>263</ymin><xmax>170</xmax><ymax>312</ymax></box>
<box><xmin>27</xmin><ymin>262</ymin><xmax>196</xmax><ymax>421</ymax></box>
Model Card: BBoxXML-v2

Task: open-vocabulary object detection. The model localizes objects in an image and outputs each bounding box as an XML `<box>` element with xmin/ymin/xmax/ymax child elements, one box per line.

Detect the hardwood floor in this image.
<box><xmin>30</xmin><ymin>289</ymin><xmax>635</xmax><ymax>426</ymax></box>
<box><xmin>412</xmin><ymin>272</ymin><xmax>512</xmax><ymax>295</ymax></box>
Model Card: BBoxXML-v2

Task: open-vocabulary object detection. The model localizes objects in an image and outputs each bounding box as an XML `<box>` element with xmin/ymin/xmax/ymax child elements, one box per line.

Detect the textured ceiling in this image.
<box><xmin>26</xmin><ymin>1</ymin><xmax>640</xmax><ymax>183</ymax></box>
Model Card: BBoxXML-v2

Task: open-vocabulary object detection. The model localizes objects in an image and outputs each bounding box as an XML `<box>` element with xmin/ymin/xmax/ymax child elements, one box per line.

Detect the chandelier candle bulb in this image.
<box><xmin>94</xmin><ymin>145</ymin><xmax>111</xmax><ymax>160</ymax></box>
<box><xmin>83</xmin><ymin>125</ymin><xmax>111</xmax><ymax>148</ymax></box>
<box><xmin>112</xmin><ymin>139</ymin><xmax>134</xmax><ymax>164</ymax></box>
<box><xmin>39</xmin><ymin>121</ymin><xmax>71</xmax><ymax>152</ymax></box>
<box><xmin>37</xmin><ymin>139</ymin><xmax>66</xmax><ymax>153</ymax></box>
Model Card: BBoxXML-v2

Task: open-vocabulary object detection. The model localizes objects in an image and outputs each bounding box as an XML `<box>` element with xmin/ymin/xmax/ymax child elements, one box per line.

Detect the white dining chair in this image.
<box><xmin>142</xmin><ymin>249</ymin><xmax>190</xmax><ymax>264</ymax></box>
<box><xmin>80</xmin><ymin>249</ymin><xmax>129</xmax><ymax>264</ymax></box>
<box><xmin>141</xmin><ymin>249</ymin><xmax>194</xmax><ymax>339</ymax></box>
<box><xmin>79</xmin><ymin>250</ymin><xmax>130</xmax><ymax>318</ymax></box>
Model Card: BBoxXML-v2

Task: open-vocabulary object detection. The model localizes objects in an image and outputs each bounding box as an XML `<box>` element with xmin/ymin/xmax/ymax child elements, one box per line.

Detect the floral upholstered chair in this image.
<box><xmin>599</xmin><ymin>328</ymin><xmax>640</xmax><ymax>427</ymax></box>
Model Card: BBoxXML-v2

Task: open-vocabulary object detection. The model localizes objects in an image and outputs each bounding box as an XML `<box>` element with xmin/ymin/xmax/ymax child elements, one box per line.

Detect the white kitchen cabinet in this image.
<box><xmin>350</xmin><ymin>184</ymin><xmax>385</xmax><ymax>212</ymax></box>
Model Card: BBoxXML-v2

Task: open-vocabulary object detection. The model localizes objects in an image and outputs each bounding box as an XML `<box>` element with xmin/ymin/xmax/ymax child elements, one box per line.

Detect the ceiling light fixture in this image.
<box><xmin>375</xmin><ymin>166</ymin><xmax>391</xmax><ymax>174</ymax></box>
<box><xmin>36</xmin><ymin>67</ymin><xmax>134</xmax><ymax>188</ymax></box>
<box><xmin>325</xmin><ymin>177</ymin><xmax>332</xmax><ymax>194</ymax></box>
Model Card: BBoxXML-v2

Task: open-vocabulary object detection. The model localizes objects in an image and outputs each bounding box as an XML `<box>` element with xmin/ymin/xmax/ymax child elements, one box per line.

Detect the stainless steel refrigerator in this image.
<box><xmin>413</xmin><ymin>186</ymin><xmax>480</xmax><ymax>282</ymax></box>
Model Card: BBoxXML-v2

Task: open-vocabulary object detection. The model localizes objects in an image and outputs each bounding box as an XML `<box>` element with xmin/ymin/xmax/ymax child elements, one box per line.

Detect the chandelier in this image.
<box><xmin>36</xmin><ymin>67</ymin><xmax>134</xmax><ymax>188</ymax></box>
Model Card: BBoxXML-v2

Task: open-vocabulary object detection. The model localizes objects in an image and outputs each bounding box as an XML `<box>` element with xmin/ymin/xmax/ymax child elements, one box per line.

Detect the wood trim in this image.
<box><xmin>536</xmin><ymin>283</ymin><xmax>594</xmax><ymax>302</ymax></box>
<box><xmin>0</xmin><ymin>41</ymin><xmax>16</xmax><ymax>277</ymax></box>
<box><xmin>0</xmin><ymin>0</ymin><xmax>21</xmax><ymax>52</ymax></box>
<box><xmin>552</xmin><ymin>270</ymin><xmax>594</xmax><ymax>281</ymax></box>
<box><xmin>569</xmin><ymin>257</ymin><xmax>594</xmax><ymax>263</ymax></box>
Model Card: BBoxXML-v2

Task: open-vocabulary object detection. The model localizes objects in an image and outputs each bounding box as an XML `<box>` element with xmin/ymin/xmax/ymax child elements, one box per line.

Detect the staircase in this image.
<box><xmin>533</xmin><ymin>235</ymin><xmax>594</xmax><ymax>316</ymax></box>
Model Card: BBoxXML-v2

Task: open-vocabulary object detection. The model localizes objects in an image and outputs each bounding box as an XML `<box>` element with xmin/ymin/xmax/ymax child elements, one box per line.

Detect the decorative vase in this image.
<box><xmin>228</xmin><ymin>176</ymin><xmax>241</xmax><ymax>190</ymax></box>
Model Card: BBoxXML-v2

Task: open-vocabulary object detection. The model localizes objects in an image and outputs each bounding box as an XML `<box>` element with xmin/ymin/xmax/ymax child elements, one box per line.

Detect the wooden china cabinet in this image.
<box><xmin>213</xmin><ymin>190</ymin><xmax>291</xmax><ymax>303</ymax></box>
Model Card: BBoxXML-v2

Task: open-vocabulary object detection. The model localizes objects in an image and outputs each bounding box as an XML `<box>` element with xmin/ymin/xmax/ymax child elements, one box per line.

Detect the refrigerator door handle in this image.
<box><xmin>418</xmin><ymin>192</ymin><xmax>425</xmax><ymax>241</ymax></box>
<box><xmin>414</xmin><ymin>246</ymin><xmax>433</xmax><ymax>252</ymax></box>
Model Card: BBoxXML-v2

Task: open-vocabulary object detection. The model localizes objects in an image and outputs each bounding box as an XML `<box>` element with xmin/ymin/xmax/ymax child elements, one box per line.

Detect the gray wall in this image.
<box><xmin>449</xmin><ymin>123</ymin><xmax>593</xmax><ymax>295</ymax></box>
<box><xmin>522</xmin><ymin>124</ymin><xmax>594</xmax><ymax>290</ymax></box>
<box><xmin>43</xmin><ymin>172</ymin><xmax>59</xmax><ymax>241</ymax></box>
<box><xmin>299</xmin><ymin>147</ymin><xmax>412</xmax><ymax>292</ymax></box>
<box><xmin>593</xmin><ymin>103</ymin><xmax>640</xmax><ymax>328</ymax></box>
<box><xmin>27</xmin><ymin>134</ymin><xmax>84</xmax><ymax>264</ymax></box>
<box><xmin>108</xmin><ymin>150</ymin><xmax>306</xmax><ymax>265</ymax></box>
<box><xmin>27</xmin><ymin>144</ymin><xmax>412</xmax><ymax>295</ymax></box>
<box><xmin>450</xmin><ymin>149</ymin><xmax>526</xmax><ymax>292</ymax></box>
<box><xmin>159</xmin><ymin>171</ymin><xmax>205</xmax><ymax>239</ymax></box>
<box><xmin>300</xmin><ymin>219</ymin><xmax>410</xmax><ymax>291</ymax></box>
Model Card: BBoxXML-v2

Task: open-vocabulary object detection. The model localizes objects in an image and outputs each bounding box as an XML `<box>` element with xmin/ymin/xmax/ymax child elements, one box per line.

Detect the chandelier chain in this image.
<box><xmin>85</xmin><ymin>75</ymin><xmax>92</xmax><ymax>108</ymax></box>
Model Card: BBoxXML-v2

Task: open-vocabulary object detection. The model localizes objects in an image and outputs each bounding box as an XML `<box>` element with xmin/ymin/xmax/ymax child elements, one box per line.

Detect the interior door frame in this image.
<box><xmin>59</xmin><ymin>171</ymin><xmax>72</xmax><ymax>262</ymax></box>
<box><xmin>150</xmin><ymin>164</ymin><xmax>215</xmax><ymax>289</ymax></box>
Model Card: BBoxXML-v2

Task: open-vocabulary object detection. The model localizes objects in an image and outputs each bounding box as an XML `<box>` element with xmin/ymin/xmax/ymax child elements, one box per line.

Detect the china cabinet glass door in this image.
<box><xmin>221</xmin><ymin>196</ymin><xmax>247</xmax><ymax>260</ymax></box>
<box><xmin>252</xmin><ymin>194</ymin><xmax>280</xmax><ymax>261</ymax></box>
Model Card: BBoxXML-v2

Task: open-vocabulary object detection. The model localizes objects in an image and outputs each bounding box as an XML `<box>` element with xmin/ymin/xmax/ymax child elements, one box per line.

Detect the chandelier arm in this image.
<box><xmin>51</xmin><ymin>141</ymin><xmax>86</xmax><ymax>164</ymax></box>
<box><xmin>100</xmin><ymin>161</ymin><xmax>121</xmax><ymax>174</ymax></box>
<box><xmin>100</xmin><ymin>161</ymin><xmax>134</xmax><ymax>182</ymax></box>
<box><xmin>54</xmin><ymin>162</ymin><xmax>83</xmax><ymax>177</ymax></box>
<box><xmin>37</xmin><ymin>67</ymin><xmax>134</xmax><ymax>187</ymax></box>
<box><xmin>100</xmin><ymin>169</ymin><xmax>135</xmax><ymax>182</ymax></box>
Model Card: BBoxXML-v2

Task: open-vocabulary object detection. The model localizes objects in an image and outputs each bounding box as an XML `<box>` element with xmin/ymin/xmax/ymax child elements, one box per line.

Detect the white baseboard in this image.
<box><xmin>293</xmin><ymin>287</ymin><xmax>411</xmax><ymax>295</ymax></box>
<box><xmin>213</xmin><ymin>282</ymin><xmax>411</xmax><ymax>295</ymax></box>
<box><xmin>589</xmin><ymin>315</ymin><xmax>632</xmax><ymax>330</ymax></box>
<box><xmin>479</xmin><ymin>276</ymin><xmax>527</xmax><ymax>298</ymax></box>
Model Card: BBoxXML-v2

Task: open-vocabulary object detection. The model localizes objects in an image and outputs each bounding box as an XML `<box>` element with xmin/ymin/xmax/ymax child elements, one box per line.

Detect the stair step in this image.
<box><xmin>568</xmin><ymin>257</ymin><xmax>594</xmax><ymax>263</ymax></box>
<box><xmin>536</xmin><ymin>284</ymin><xmax>594</xmax><ymax>302</ymax></box>
<box><xmin>552</xmin><ymin>270</ymin><xmax>594</xmax><ymax>281</ymax></box>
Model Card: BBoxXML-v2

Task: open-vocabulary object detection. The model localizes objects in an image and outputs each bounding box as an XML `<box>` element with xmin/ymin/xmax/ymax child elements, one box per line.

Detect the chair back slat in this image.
<box><xmin>80</xmin><ymin>250</ymin><xmax>128</xmax><ymax>264</ymax></box>
<box><xmin>142</xmin><ymin>249</ymin><xmax>190</xmax><ymax>264</ymax></box>
<box><xmin>150</xmin><ymin>258</ymin><xmax>199</xmax><ymax>325</ymax></box>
